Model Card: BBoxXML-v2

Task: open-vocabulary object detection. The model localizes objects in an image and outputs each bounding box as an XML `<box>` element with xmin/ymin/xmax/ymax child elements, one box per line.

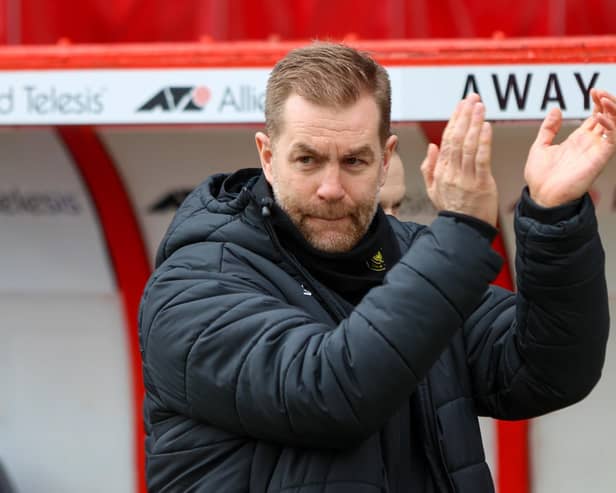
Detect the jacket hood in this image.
<box><xmin>155</xmin><ymin>168</ymin><xmax>265</xmax><ymax>267</ymax></box>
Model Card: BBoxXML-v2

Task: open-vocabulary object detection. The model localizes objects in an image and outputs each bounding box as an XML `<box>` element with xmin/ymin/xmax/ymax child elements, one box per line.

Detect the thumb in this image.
<box><xmin>533</xmin><ymin>107</ymin><xmax>562</xmax><ymax>148</ymax></box>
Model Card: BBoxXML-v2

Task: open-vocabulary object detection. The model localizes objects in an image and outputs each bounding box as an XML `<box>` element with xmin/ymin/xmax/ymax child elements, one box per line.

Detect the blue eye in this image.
<box><xmin>298</xmin><ymin>156</ymin><xmax>313</xmax><ymax>164</ymax></box>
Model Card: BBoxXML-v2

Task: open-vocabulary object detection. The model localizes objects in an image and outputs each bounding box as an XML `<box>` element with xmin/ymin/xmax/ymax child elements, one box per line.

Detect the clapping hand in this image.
<box><xmin>524</xmin><ymin>88</ymin><xmax>616</xmax><ymax>207</ymax></box>
<box><xmin>421</xmin><ymin>93</ymin><xmax>498</xmax><ymax>227</ymax></box>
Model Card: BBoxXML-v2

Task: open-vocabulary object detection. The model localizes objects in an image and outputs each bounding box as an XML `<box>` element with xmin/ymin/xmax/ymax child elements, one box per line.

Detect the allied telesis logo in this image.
<box><xmin>137</xmin><ymin>86</ymin><xmax>211</xmax><ymax>112</ymax></box>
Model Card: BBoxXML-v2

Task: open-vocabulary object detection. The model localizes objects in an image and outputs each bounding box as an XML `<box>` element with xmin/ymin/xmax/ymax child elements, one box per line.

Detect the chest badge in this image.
<box><xmin>367</xmin><ymin>249</ymin><xmax>386</xmax><ymax>272</ymax></box>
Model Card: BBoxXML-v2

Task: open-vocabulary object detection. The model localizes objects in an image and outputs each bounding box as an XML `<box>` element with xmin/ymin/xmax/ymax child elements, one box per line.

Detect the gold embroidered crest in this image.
<box><xmin>367</xmin><ymin>249</ymin><xmax>386</xmax><ymax>272</ymax></box>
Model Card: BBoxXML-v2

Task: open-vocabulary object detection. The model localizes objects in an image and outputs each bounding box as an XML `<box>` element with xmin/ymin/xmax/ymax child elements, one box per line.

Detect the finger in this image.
<box><xmin>439</xmin><ymin>94</ymin><xmax>480</xmax><ymax>161</ymax></box>
<box><xmin>592</xmin><ymin>89</ymin><xmax>616</xmax><ymax>120</ymax></box>
<box><xmin>440</xmin><ymin>100</ymin><xmax>464</xmax><ymax>163</ymax></box>
<box><xmin>591</xmin><ymin>88</ymin><xmax>603</xmax><ymax>116</ymax></box>
<box><xmin>449</xmin><ymin>99</ymin><xmax>477</xmax><ymax>170</ymax></box>
<box><xmin>592</xmin><ymin>117</ymin><xmax>616</xmax><ymax>147</ymax></box>
<box><xmin>464</xmin><ymin>92</ymin><xmax>481</xmax><ymax>105</ymax></box>
<box><xmin>583</xmin><ymin>112</ymin><xmax>601</xmax><ymax>133</ymax></box>
<box><xmin>584</xmin><ymin>89</ymin><xmax>606</xmax><ymax>131</ymax></box>
<box><xmin>578</xmin><ymin>113</ymin><xmax>609</xmax><ymax>148</ymax></box>
<box><xmin>475</xmin><ymin>122</ymin><xmax>493</xmax><ymax>178</ymax></box>
<box><xmin>584</xmin><ymin>90</ymin><xmax>616</xmax><ymax>138</ymax></box>
<box><xmin>594</xmin><ymin>89</ymin><xmax>616</xmax><ymax>107</ymax></box>
<box><xmin>601</xmin><ymin>97</ymin><xmax>616</xmax><ymax>118</ymax></box>
<box><xmin>420</xmin><ymin>143</ymin><xmax>439</xmax><ymax>189</ymax></box>
<box><xmin>598</xmin><ymin>98</ymin><xmax>616</xmax><ymax>143</ymax></box>
<box><xmin>533</xmin><ymin>107</ymin><xmax>562</xmax><ymax>148</ymax></box>
<box><xmin>595</xmin><ymin>112</ymin><xmax>616</xmax><ymax>132</ymax></box>
<box><xmin>461</xmin><ymin>102</ymin><xmax>485</xmax><ymax>176</ymax></box>
<box><xmin>442</xmin><ymin>99</ymin><xmax>465</xmax><ymax>141</ymax></box>
<box><xmin>590</xmin><ymin>103</ymin><xmax>616</xmax><ymax>137</ymax></box>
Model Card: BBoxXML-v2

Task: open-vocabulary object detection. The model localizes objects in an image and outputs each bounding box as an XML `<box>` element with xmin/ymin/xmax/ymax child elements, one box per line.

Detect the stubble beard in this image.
<box><xmin>270</xmin><ymin>178</ymin><xmax>378</xmax><ymax>253</ymax></box>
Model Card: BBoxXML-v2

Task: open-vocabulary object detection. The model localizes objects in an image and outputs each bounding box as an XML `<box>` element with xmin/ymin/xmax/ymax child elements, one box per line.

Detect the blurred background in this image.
<box><xmin>2</xmin><ymin>0</ymin><xmax>616</xmax><ymax>43</ymax></box>
<box><xmin>0</xmin><ymin>1</ymin><xmax>615</xmax><ymax>493</ymax></box>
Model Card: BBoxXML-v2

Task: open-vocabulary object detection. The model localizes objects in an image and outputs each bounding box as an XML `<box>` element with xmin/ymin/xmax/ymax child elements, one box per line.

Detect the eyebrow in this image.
<box><xmin>289</xmin><ymin>143</ymin><xmax>327</xmax><ymax>161</ymax></box>
<box><xmin>342</xmin><ymin>145</ymin><xmax>376</xmax><ymax>161</ymax></box>
<box><xmin>289</xmin><ymin>143</ymin><xmax>377</xmax><ymax>161</ymax></box>
<box><xmin>290</xmin><ymin>143</ymin><xmax>319</xmax><ymax>154</ymax></box>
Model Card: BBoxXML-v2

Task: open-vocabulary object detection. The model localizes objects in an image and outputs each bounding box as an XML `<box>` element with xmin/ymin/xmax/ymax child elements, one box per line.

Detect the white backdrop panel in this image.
<box><xmin>0</xmin><ymin>129</ymin><xmax>114</xmax><ymax>294</ymax></box>
<box><xmin>0</xmin><ymin>295</ymin><xmax>134</xmax><ymax>493</ymax></box>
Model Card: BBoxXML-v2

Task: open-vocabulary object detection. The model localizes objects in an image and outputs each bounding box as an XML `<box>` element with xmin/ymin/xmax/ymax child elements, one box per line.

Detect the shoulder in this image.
<box><xmin>386</xmin><ymin>215</ymin><xmax>427</xmax><ymax>250</ymax></box>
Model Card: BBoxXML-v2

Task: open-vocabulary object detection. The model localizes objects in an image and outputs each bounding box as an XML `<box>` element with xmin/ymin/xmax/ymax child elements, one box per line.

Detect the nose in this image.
<box><xmin>316</xmin><ymin>165</ymin><xmax>345</xmax><ymax>201</ymax></box>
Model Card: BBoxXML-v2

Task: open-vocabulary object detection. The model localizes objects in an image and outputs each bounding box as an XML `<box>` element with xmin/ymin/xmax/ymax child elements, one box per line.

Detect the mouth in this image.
<box><xmin>308</xmin><ymin>215</ymin><xmax>349</xmax><ymax>223</ymax></box>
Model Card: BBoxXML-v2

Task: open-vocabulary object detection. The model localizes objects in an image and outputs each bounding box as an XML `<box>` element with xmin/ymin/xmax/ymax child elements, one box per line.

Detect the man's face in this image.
<box><xmin>256</xmin><ymin>93</ymin><xmax>396</xmax><ymax>253</ymax></box>
<box><xmin>379</xmin><ymin>151</ymin><xmax>406</xmax><ymax>217</ymax></box>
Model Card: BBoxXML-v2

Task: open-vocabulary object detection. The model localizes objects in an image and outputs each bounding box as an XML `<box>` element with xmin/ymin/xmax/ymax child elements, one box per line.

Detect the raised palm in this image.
<box><xmin>421</xmin><ymin>93</ymin><xmax>499</xmax><ymax>227</ymax></box>
<box><xmin>524</xmin><ymin>89</ymin><xmax>616</xmax><ymax>208</ymax></box>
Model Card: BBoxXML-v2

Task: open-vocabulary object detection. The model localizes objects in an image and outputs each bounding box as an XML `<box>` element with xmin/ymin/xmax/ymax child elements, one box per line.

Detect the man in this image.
<box><xmin>379</xmin><ymin>145</ymin><xmax>406</xmax><ymax>216</ymax></box>
<box><xmin>139</xmin><ymin>43</ymin><xmax>614</xmax><ymax>492</ymax></box>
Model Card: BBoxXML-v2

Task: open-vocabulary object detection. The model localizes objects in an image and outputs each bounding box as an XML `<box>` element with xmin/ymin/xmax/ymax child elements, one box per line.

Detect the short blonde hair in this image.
<box><xmin>265</xmin><ymin>42</ymin><xmax>392</xmax><ymax>145</ymax></box>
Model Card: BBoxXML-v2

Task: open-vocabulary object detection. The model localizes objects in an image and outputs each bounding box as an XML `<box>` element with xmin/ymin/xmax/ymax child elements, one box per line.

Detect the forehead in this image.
<box><xmin>278</xmin><ymin>93</ymin><xmax>381</xmax><ymax>147</ymax></box>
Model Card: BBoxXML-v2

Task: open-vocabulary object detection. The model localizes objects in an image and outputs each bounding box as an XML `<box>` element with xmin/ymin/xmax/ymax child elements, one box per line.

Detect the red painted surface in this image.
<box><xmin>58</xmin><ymin>126</ymin><xmax>150</xmax><ymax>493</ymax></box>
<box><xmin>0</xmin><ymin>36</ymin><xmax>614</xmax><ymax>71</ymax></box>
<box><xmin>9</xmin><ymin>0</ymin><xmax>616</xmax><ymax>44</ymax></box>
<box><xmin>496</xmin><ymin>420</ymin><xmax>530</xmax><ymax>493</ymax></box>
<box><xmin>491</xmin><ymin>230</ymin><xmax>529</xmax><ymax>493</ymax></box>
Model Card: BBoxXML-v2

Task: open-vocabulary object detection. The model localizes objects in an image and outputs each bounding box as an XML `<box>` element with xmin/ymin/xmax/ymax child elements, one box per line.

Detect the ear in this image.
<box><xmin>380</xmin><ymin>134</ymin><xmax>398</xmax><ymax>187</ymax></box>
<box><xmin>255</xmin><ymin>131</ymin><xmax>274</xmax><ymax>185</ymax></box>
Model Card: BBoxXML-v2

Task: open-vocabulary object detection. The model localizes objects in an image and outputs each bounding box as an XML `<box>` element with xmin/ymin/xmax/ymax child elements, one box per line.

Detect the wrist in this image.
<box><xmin>439</xmin><ymin>211</ymin><xmax>498</xmax><ymax>241</ymax></box>
<box><xmin>519</xmin><ymin>187</ymin><xmax>582</xmax><ymax>223</ymax></box>
<box><xmin>528</xmin><ymin>187</ymin><xmax>574</xmax><ymax>208</ymax></box>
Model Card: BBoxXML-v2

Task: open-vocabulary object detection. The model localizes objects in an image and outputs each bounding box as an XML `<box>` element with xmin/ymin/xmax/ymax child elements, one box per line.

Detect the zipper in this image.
<box><xmin>257</xmin><ymin>195</ymin><xmax>349</xmax><ymax>323</ymax></box>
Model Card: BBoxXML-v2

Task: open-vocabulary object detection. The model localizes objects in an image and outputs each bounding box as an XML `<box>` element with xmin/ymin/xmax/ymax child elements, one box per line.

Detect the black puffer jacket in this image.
<box><xmin>139</xmin><ymin>169</ymin><xmax>609</xmax><ymax>492</ymax></box>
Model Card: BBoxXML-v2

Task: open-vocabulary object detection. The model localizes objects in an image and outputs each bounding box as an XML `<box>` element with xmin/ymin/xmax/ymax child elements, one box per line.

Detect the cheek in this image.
<box><xmin>275</xmin><ymin>170</ymin><xmax>317</xmax><ymax>204</ymax></box>
<box><xmin>290</xmin><ymin>174</ymin><xmax>321</xmax><ymax>199</ymax></box>
<box><xmin>350</xmin><ymin>176</ymin><xmax>381</xmax><ymax>202</ymax></box>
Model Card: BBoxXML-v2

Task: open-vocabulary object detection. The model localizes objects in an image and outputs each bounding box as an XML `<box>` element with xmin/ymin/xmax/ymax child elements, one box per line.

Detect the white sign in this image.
<box><xmin>0</xmin><ymin>64</ymin><xmax>614</xmax><ymax>125</ymax></box>
<box><xmin>0</xmin><ymin>69</ymin><xmax>270</xmax><ymax>125</ymax></box>
<box><xmin>390</xmin><ymin>64</ymin><xmax>615</xmax><ymax>121</ymax></box>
